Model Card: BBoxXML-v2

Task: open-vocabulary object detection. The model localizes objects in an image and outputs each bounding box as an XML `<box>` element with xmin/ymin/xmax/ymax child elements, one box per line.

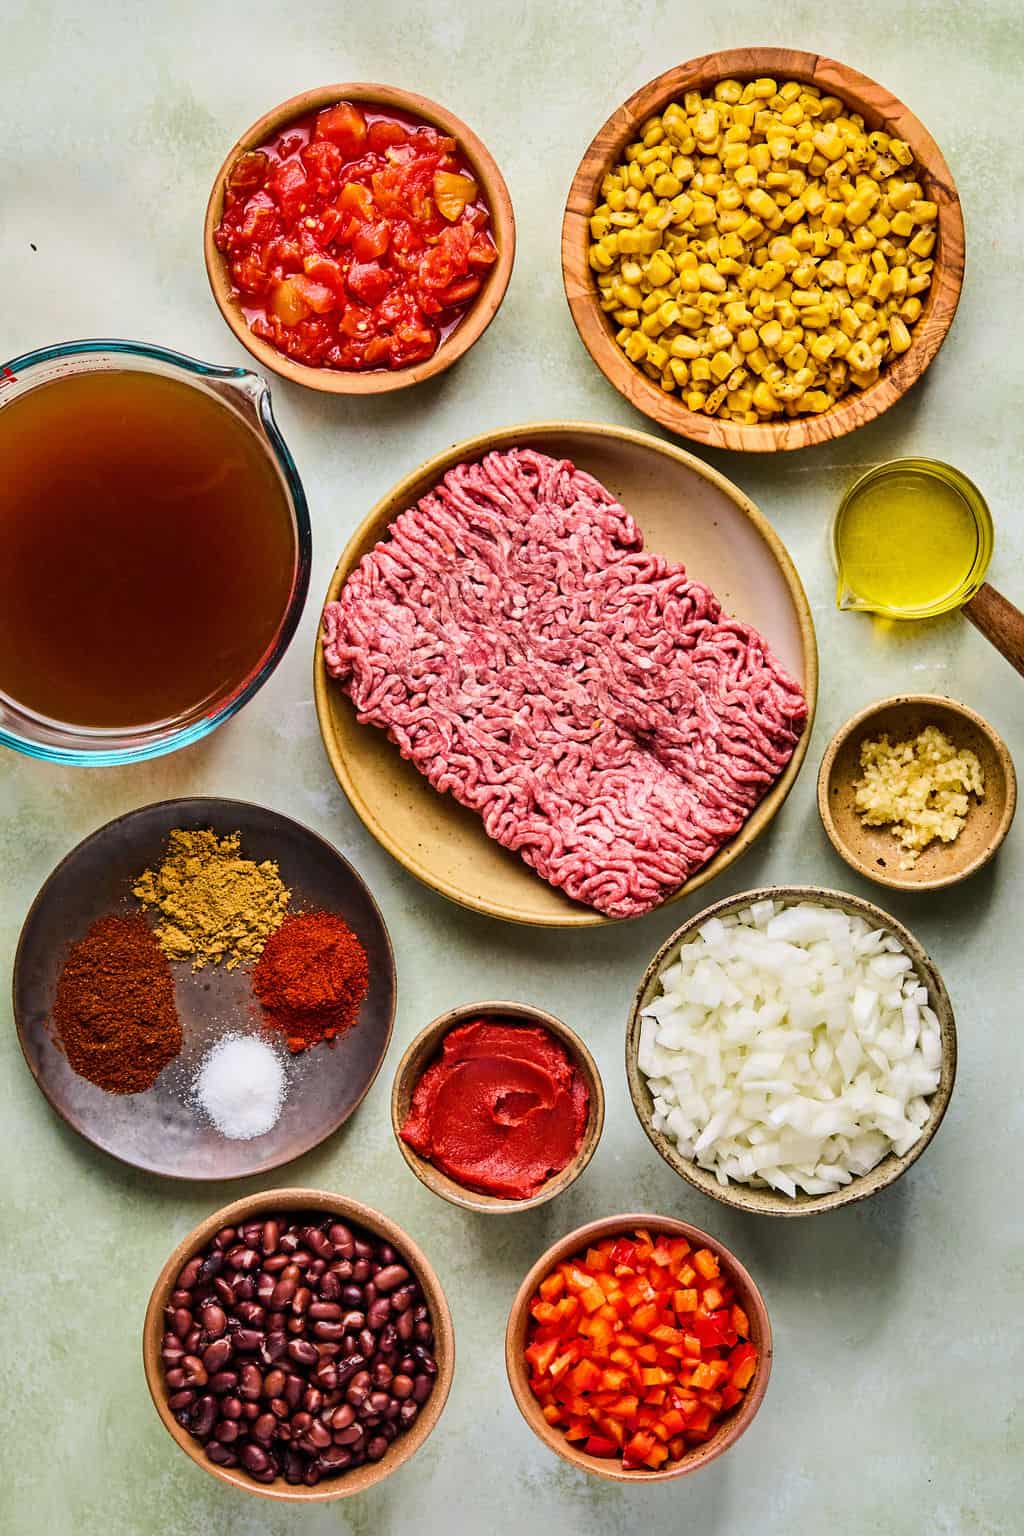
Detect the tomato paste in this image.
<box><xmin>214</xmin><ymin>100</ymin><xmax>498</xmax><ymax>372</ymax></box>
<box><xmin>400</xmin><ymin>1019</ymin><xmax>589</xmax><ymax>1199</ymax></box>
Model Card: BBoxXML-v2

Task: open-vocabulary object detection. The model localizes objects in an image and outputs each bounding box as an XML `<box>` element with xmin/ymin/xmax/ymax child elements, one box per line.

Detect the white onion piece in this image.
<box><xmin>639</xmin><ymin>900</ymin><xmax>942</xmax><ymax>1196</ymax></box>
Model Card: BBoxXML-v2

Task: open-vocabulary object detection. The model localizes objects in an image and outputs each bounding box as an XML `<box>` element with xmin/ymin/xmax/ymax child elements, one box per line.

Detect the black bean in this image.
<box><xmin>239</xmin><ymin>1364</ymin><xmax>262</xmax><ymax>1401</ymax></box>
<box><xmin>412</xmin><ymin>1373</ymin><xmax>433</xmax><ymax>1404</ymax></box>
<box><xmin>221</xmin><ymin>1396</ymin><xmax>242</xmax><ymax>1420</ymax></box>
<box><xmin>399</xmin><ymin>1400</ymin><xmax>419</xmax><ymax>1428</ymax></box>
<box><xmin>374</xmin><ymin>1265</ymin><xmax>409</xmax><ymax>1294</ymax></box>
<box><xmin>206</xmin><ymin>1442</ymin><xmax>237</xmax><ymax>1467</ymax></box>
<box><xmin>287</xmin><ymin>1339</ymin><xmax>318</xmax><ymax>1368</ymax></box>
<box><xmin>214</xmin><ymin>1418</ymin><xmax>239</xmax><ymax>1443</ymax></box>
<box><xmin>372</xmin><ymin>1361</ymin><xmax>393</xmax><ymax>1389</ymax></box>
<box><xmin>208</xmin><ymin>1370</ymin><xmax>239</xmax><ymax>1395</ymax></box>
<box><xmin>240</xmin><ymin>1443</ymin><xmax>269</xmax><ymax>1475</ymax></box>
<box><xmin>366</xmin><ymin>1434</ymin><xmax>388</xmax><ymax>1462</ymax></box>
<box><xmin>202</xmin><ymin>1338</ymin><xmax>233</xmax><ymax>1374</ymax></box>
<box><xmin>366</xmin><ymin>1298</ymin><xmax>391</xmax><ymax>1331</ymax></box>
<box><xmin>213</xmin><ymin>1277</ymin><xmax>235</xmax><ymax>1308</ymax></box>
<box><xmin>253</xmin><ymin>1412</ymin><xmax>277</xmax><ymax>1444</ymax></box>
<box><xmin>333</xmin><ymin>1423</ymin><xmax>364</xmax><ymax>1446</ymax></box>
<box><xmin>319</xmin><ymin>1446</ymin><xmax>352</xmax><ymax>1470</ymax></box>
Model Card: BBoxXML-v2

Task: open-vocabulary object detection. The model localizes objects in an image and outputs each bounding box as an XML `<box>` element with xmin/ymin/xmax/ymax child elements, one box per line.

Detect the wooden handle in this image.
<box><xmin>963</xmin><ymin>582</ymin><xmax>1024</xmax><ymax>677</ymax></box>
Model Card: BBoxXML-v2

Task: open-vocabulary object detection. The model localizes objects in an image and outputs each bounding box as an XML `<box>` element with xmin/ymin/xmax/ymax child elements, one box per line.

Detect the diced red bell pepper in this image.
<box><xmin>729</xmin><ymin>1342</ymin><xmax>758</xmax><ymax>1389</ymax></box>
<box><xmin>584</xmin><ymin>1435</ymin><xmax>618</xmax><ymax>1458</ymax></box>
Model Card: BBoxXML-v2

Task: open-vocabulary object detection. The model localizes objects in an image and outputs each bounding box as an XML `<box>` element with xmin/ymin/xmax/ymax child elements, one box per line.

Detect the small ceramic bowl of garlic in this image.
<box><xmin>817</xmin><ymin>693</ymin><xmax>1016</xmax><ymax>891</ymax></box>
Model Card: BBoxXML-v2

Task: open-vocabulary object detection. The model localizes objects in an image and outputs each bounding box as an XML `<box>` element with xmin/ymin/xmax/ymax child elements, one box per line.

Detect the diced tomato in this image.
<box><xmin>267</xmin><ymin>161</ymin><xmax>309</xmax><ymax>220</ymax></box>
<box><xmin>346</xmin><ymin>260</ymin><xmax>394</xmax><ymax>305</ymax></box>
<box><xmin>289</xmin><ymin>275</ymin><xmax>335</xmax><ymax>314</ymax></box>
<box><xmin>367</xmin><ymin>118</ymin><xmax>408</xmax><ymax>153</ymax></box>
<box><xmin>352</xmin><ymin>219</ymin><xmax>391</xmax><ymax>261</ymax></box>
<box><xmin>315</xmin><ymin>101</ymin><xmax>368</xmax><ymax>157</ymax></box>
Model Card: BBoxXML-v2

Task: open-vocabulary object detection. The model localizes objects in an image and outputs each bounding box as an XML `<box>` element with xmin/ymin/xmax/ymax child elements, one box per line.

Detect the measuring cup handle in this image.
<box><xmin>963</xmin><ymin>583</ymin><xmax>1024</xmax><ymax>678</ymax></box>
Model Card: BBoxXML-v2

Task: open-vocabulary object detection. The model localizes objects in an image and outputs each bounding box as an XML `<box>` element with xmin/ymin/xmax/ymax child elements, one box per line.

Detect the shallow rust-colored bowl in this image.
<box><xmin>204</xmin><ymin>84</ymin><xmax>515</xmax><ymax>394</ymax></box>
<box><xmin>505</xmin><ymin>1213</ymin><xmax>771</xmax><ymax>1481</ymax></box>
<box><xmin>563</xmin><ymin>47</ymin><xmax>965</xmax><ymax>451</ymax></box>
<box><xmin>391</xmin><ymin>1000</ymin><xmax>604</xmax><ymax>1213</ymax></box>
<box><xmin>818</xmin><ymin>695</ymin><xmax>1017</xmax><ymax>891</ymax></box>
<box><xmin>626</xmin><ymin>886</ymin><xmax>957</xmax><ymax>1217</ymax></box>
<box><xmin>143</xmin><ymin>1188</ymin><xmax>454</xmax><ymax>1501</ymax></box>
<box><xmin>313</xmin><ymin>420</ymin><xmax>817</xmax><ymax>927</ymax></box>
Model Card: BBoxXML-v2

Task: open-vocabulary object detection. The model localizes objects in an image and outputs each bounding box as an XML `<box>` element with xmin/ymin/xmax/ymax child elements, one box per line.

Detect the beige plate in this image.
<box><xmin>818</xmin><ymin>694</ymin><xmax>1017</xmax><ymax>890</ymax></box>
<box><xmin>142</xmin><ymin>1188</ymin><xmax>454</xmax><ymax>1501</ymax></box>
<box><xmin>391</xmin><ymin>1000</ymin><xmax>604</xmax><ymax>1213</ymax></box>
<box><xmin>626</xmin><ymin>885</ymin><xmax>957</xmax><ymax>1216</ymax></box>
<box><xmin>505</xmin><ymin>1213</ymin><xmax>771</xmax><ymax>1481</ymax></box>
<box><xmin>313</xmin><ymin>421</ymin><xmax>818</xmax><ymax>927</ymax></box>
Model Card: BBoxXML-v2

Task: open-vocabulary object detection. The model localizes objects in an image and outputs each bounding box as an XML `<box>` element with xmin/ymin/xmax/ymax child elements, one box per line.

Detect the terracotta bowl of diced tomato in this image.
<box><xmin>505</xmin><ymin>1215</ymin><xmax>771</xmax><ymax>1482</ymax></box>
<box><xmin>204</xmin><ymin>84</ymin><xmax>515</xmax><ymax>393</ymax></box>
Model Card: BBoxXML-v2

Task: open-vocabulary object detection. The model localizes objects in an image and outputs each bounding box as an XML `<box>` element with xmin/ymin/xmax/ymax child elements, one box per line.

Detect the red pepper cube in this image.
<box><xmin>693</xmin><ymin>1249</ymin><xmax>721</xmax><ymax>1282</ymax></box>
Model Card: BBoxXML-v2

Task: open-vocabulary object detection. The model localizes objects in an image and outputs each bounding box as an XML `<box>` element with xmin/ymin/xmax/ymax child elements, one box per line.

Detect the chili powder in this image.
<box><xmin>52</xmin><ymin>914</ymin><xmax>182</xmax><ymax>1094</ymax></box>
<box><xmin>253</xmin><ymin>911</ymin><xmax>369</xmax><ymax>1053</ymax></box>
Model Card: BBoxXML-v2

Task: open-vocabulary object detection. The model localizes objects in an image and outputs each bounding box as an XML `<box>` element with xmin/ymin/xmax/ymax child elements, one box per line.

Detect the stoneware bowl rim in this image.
<box><xmin>505</xmin><ymin>1211</ymin><xmax>771</xmax><ymax>1481</ymax></box>
<box><xmin>625</xmin><ymin>884</ymin><xmax>957</xmax><ymax>1216</ymax></box>
<box><xmin>562</xmin><ymin>46</ymin><xmax>965</xmax><ymax>451</ymax></box>
<box><xmin>817</xmin><ymin>693</ymin><xmax>1017</xmax><ymax>891</ymax></box>
<box><xmin>204</xmin><ymin>82</ymin><xmax>516</xmax><ymax>394</ymax></box>
<box><xmin>142</xmin><ymin>1187</ymin><xmax>455</xmax><ymax>1500</ymax></box>
<box><xmin>390</xmin><ymin>999</ymin><xmax>604</xmax><ymax>1213</ymax></box>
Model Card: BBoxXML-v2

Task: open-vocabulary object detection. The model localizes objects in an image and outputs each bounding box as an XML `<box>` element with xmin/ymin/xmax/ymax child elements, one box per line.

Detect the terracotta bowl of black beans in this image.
<box><xmin>142</xmin><ymin>1188</ymin><xmax>454</xmax><ymax>1501</ymax></box>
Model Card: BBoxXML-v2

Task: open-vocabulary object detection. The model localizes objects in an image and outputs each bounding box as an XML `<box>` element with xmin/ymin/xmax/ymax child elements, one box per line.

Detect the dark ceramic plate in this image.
<box><xmin>13</xmin><ymin>798</ymin><xmax>396</xmax><ymax>1179</ymax></box>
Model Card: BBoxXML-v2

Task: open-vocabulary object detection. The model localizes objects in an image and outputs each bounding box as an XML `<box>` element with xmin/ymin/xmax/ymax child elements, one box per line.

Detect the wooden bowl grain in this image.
<box><xmin>818</xmin><ymin>694</ymin><xmax>1017</xmax><ymax>891</ymax></box>
<box><xmin>626</xmin><ymin>886</ymin><xmax>957</xmax><ymax>1216</ymax></box>
<box><xmin>204</xmin><ymin>84</ymin><xmax>515</xmax><ymax>394</ymax></box>
<box><xmin>505</xmin><ymin>1213</ymin><xmax>771</xmax><ymax>1481</ymax></box>
<box><xmin>391</xmin><ymin>1000</ymin><xmax>604</xmax><ymax>1213</ymax></box>
<box><xmin>563</xmin><ymin>47</ymin><xmax>965</xmax><ymax>451</ymax></box>
<box><xmin>142</xmin><ymin>1188</ymin><xmax>454</xmax><ymax>1500</ymax></box>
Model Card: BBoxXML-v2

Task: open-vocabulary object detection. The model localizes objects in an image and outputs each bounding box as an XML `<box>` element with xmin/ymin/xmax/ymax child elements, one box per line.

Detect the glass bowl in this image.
<box><xmin>0</xmin><ymin>339</ymin><xmax>311</xmax><ymax>766</ymax></box>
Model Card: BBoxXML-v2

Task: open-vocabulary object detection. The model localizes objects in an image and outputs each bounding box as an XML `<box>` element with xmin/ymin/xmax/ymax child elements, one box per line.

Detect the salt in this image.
<box><xmin>193</xmin><ymin>1033</ymin><xmax>286</xmax><ymax>1140</ymax></box>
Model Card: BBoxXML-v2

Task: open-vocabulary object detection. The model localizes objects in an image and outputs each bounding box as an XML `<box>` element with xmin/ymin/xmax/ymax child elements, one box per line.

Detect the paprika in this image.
<box><xmin>52</xmin><ymin>914</ymin><xmax>182</xmax><ymax>1093</ymax></box>
<box><xmin>253</xmin><ymin>911</ymin><xmax>369</xmax><ymax>1053</ymax></box>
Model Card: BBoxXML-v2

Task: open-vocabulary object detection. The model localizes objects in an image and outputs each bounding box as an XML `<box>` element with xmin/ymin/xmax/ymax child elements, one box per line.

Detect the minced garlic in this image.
<box><xmin>853</xmin><ymin>725</ymin><xmax>984</xmax><ymax>868</ymax></box>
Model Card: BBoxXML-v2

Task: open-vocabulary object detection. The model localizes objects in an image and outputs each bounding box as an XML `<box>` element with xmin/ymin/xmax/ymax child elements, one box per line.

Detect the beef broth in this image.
<box><xmin>0</xmin><ymin>369</ymin><xmax>296</xmax><ymax>730</ymax></box>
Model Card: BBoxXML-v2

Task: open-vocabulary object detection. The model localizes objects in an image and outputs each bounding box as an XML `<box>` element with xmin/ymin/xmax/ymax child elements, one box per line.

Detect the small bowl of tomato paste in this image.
<box><xmin>204</xmin><ymin>84</ymin><xmax>515</xmax><ymax>393</ymax></box>
<box><xmin>390</xmin><ymin>1001</ymin><xmax>604</xmax><ymax>1213</ymax></box>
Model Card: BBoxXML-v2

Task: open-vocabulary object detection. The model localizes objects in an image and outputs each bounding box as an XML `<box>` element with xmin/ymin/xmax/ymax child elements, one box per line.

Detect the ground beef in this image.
<box><xmin>322</xmin><ymin>448</ymin><xmax>807</xmax><ymax>918</ymax></box>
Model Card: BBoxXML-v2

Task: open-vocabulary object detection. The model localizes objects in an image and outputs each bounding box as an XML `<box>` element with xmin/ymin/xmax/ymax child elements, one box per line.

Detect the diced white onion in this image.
<box><xmin>640</xmin><ymin>900</ymin><xmax>943</xmax><ymax>1197</ymax></box>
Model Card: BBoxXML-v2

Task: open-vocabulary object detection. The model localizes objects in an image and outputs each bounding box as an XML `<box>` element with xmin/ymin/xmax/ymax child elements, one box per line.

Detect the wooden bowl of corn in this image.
<box><xmin>562</xmin><ymin>47</ymin><xmax>964</xmax><ymax>451</ymax></box>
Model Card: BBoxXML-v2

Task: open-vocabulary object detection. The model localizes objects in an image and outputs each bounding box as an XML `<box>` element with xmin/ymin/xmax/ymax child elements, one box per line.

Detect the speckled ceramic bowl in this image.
<box><xmin>626</xmin><ymin>886</ymin><xmax>957</xmax><ymax>1216</ymax></box>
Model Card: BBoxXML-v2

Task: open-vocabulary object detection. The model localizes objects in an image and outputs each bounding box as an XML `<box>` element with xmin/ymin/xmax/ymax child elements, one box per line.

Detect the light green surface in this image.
<box><xmin>2</xmin><ymin>2</ymin><xmax>1021</xmax><ymax>1531</ymax></box>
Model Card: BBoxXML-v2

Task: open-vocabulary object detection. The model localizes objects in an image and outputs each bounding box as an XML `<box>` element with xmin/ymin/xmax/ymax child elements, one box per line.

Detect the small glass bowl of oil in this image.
<box><xmin>832</xmin><ymin>458</ymin><xmax>994</xmax><ymax>620</ymax></box>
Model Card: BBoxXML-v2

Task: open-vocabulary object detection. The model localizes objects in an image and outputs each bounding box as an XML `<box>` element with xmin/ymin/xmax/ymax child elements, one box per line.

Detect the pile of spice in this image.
<box><xmin>133</xmin><ymin>828</ymin><xmax>290</xmax><ymax>969</ymax></box>
<box><xmin>192</xmin><ymin>1033</ymin><xmax>287</xmax><ymax>1139</ymax></box>
<box><xmin>52</xmin><ymin>914</ymin><xmax>182</xmax><ymax>1094</ymax></box>
<box><xmin>254</xmin><ymin>910</ymin><xmax>369</xmax><ymax>1053</ymax></box>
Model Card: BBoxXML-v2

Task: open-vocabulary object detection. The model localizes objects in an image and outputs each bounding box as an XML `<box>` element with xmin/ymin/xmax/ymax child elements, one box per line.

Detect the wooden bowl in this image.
<box><xmin>313</xmin><ymin>420</ymin><xmax>817</xmax><ymax>926</ymax></box>
<box><xmin>818</xmin><ymin>694</ymin><xmax>1017</xmax><ymax>890</ymax></box>
<box><xmin>204</xmin><ymin>84</ymin><xmax>515</xmax><ymax>394</ymax></box>
<box><xmin>563</xmin><ymin>47</ymin><xmax>965</xmax><ymax>451</ymax></box>
<box><xmin>391</xmin><ymin>1000</ymin><xmax>604</xmax><ymax>1213</ymax></box>
<box><xmin>142</xmin><ymin>1188</ymin><xmax>454</xmax><ymax>1501</ymax></box>
<box><xmin>505</xmin><ymin>1213</ymin><xmax>771</xmax><ymax>1481</ymax></box>
<box><xmin>626</xmin><ymin>886</ymin><xmax>957</xmax><ymax>1217</ymax></box>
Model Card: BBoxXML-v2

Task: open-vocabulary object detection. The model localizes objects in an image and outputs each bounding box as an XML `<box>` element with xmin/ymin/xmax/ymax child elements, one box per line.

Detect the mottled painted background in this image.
<box><xmin>1</xmin><ymin>2</ymin><xmax>1021</xmax><ymax>1532</ymax></box>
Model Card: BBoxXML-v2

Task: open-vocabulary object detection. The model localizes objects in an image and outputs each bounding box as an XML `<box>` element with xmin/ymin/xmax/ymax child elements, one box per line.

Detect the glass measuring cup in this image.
<box><xmin>0</xmin><ymin>339</ymin><xmax>312</xmax><ymax>765</ymax></box>
<box><xmin>832</xmin><ymin>458</ymin><xmax>1024</xmax><ymax>677</ymax></box>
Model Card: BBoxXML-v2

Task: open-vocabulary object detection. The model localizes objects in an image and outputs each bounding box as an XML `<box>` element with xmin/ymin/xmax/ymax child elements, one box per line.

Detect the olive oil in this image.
<box><xmin>833</xmin><ymin>459</ymin><xmax>993</xmax><ymax>619</ymax></box>
<box><xmin>0</xmin><ymin>370</ymin><xmax>297</xmax><ymax>729</ymax></box>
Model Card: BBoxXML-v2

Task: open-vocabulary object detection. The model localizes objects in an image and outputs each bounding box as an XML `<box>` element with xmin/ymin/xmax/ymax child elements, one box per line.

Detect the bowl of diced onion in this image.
<box><xmin>625</xmin><ymin>886</ymin><xmax>956</xmax><ymax>1216</ymax></box>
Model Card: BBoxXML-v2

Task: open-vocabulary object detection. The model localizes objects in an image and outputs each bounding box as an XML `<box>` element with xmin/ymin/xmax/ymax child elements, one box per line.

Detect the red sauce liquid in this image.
<box><xmin>0</xmin><ymin>370</ymin><xmax>297</xmax><ymax>730</ymax></box>
<box><xmin>215</xmin><ymin>101</ymin><xmax>498</xmax><ymax>372</ymax></box>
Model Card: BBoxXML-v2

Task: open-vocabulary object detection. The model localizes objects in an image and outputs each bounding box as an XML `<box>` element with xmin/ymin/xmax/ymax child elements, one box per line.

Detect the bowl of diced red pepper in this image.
<box><xmin>204</xmin><ymin>84</ymin><xmax>515</xmax><ymax>392</ymax></box>
<box><xmin>505</xmin><ymin>1216</ymin><xmax>770</xmax><ymax>1481</ymax></box>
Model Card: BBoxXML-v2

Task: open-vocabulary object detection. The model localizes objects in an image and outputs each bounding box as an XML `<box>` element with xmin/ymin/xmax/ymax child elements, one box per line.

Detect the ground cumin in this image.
<box><xmin>133</xmin><ymin>828</ymin><xmax>290</xmax><ymax>970</ymax></box>
<box><xmin>52</xmin><ymin>914</ymin><xmax>181</xmax><ymax>1094</ymax></box>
